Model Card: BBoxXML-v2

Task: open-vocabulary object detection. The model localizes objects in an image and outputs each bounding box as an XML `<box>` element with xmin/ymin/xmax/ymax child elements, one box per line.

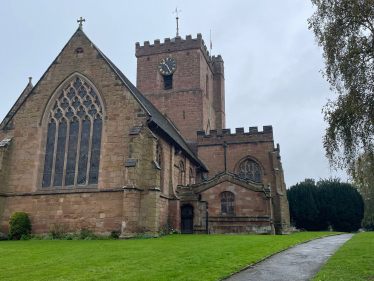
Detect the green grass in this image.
<box><xmin>0</xmin><ymin>232</ymin><xmax>338</xmax><ymax>281</ymax></box>
<box><xmin>312</xmin><ymin>232</ymin><xmax>374</xmax><ymax>281</ymax></box>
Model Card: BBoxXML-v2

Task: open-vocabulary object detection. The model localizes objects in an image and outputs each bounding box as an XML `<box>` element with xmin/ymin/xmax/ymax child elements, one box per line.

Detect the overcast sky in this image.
<box><xmin>0</xmin><ymin>0</ymin><xmax>348</xmax><ymax>187</ymax></box>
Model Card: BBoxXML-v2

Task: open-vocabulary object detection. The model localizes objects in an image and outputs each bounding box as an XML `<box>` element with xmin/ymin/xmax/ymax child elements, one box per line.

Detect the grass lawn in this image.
<box><xmin>312</xmin><ymin>232</ymin><xmax>374</xmax><ymax>281</ymax></box>
<box><xmin>0</xmin><ymin>232</ymin><xmax>338</xmax><ymax>281</ymax></box>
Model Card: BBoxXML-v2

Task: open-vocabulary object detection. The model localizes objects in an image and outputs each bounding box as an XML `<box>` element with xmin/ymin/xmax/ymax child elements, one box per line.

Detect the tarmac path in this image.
<box><xmin>227</xmin><ymin>233</ymin><xmax>354</xmax><ymax>281</ymax></box>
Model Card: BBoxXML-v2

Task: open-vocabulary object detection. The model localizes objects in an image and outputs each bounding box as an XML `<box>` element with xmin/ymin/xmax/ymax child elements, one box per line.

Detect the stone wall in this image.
<box><xmin>1</xmin><ymin>191</ymin><xmax>123</xmax><ymax>234</ymax></box>
<box><xmin>201</xmin><ymin>181</ymin><xmax>272</xmax><ymax>234</ymax></box>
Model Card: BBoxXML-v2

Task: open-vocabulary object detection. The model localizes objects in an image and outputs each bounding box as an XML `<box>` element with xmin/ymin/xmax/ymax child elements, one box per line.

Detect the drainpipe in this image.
<box><xmin>223</xmin><ymin>141</ymin><xmax>227</xmax><ymax>172</ymax></box>
<box><xmin>206</xmin><ymin>202</ymin><xmax>209</xmax><ymax>234</ymax></box>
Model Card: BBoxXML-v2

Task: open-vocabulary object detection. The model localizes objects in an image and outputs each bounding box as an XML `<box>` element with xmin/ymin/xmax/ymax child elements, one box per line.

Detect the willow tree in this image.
<box><xmin>308</xmin><ymin>0</ymin><xmax>374</xmax><ymax>177</ymax></box>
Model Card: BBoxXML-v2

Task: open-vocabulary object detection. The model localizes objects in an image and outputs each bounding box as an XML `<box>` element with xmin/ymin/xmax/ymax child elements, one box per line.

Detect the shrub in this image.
<box><xmin>0</xmin><ymin>232</ymin><xmax>8</xmax><ymax>241</ymax></box>
<box><xmin>110</xmin><ymin>229</ymin><xmax>121</xmax><ymax>239</ymax></box>
<box><xmin>132</xmin><ymin>233</ymin><xmax>154</xmax><ymax>239</ymax></box>
<box><xmin>30</xmin><ymin>234</ymin><xmax>43</xmax><ymax>240</ymax></box>
<box><xmin>43</xmin><ymin>234</ymin><xmax>53</xmax><ymax>240</ymax></box>
<box><xmin>20</xmin><ymin>234</ymin><xmax>29</xmax><ymax>241</ymax></box>
<box><xmin>9</xmin><ymin>212</ymin><xmax>31</xmax><ymax>240</ymax></box>
<box><xmin>48</xmin><ymin>224</ymin><xmax>66</xmax><ymax>239</ymax></box>
<box><xmin>80</xmin><ymin>228</ymin><xmax>93</xmax><ymax>240</ymax></box>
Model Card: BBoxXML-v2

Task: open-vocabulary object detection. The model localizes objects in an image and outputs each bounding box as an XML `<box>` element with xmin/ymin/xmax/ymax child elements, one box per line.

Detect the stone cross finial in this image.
<box><xmin>77</xmin><ymin>17</ymin><xmax>85</xmax><ymax>29</ymax></box>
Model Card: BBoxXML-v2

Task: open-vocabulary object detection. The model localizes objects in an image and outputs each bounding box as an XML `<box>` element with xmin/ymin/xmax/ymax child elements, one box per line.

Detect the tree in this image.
<box><xmin>350</xmin><ymin>153</ymin><xmax>374</xmax><ymax>230</ymax></box>
<box><xmin>317</xmin><ymin>178</ymin><xmax>364</xmax><ymax>232</ymax></box>
<box><xmin>288</xmin><ymin>178</ymin><xmax>364</xmax><ymax>232</ymax></box>
<box><xmin>308</xmin><ymin>0</ymin><xmax>374</xmax><ymax>175</ymax></box>
<box><xmin>288</xmin><ymin>179</ymin><xmax>322</xmax><ymax>231</ymax></box>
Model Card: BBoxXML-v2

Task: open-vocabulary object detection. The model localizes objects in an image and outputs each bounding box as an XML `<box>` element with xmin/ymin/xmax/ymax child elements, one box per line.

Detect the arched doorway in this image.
<box><xmin>181</xmin><ymin>205</ymin><xmax>194</xmax><ymax>234</ymax></box>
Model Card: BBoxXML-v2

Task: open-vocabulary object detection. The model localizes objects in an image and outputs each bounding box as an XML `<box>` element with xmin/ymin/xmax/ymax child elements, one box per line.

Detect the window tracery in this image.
<box><xmin>42</xmin><ymin>77</ymin><xmax>103</xmax><ymax>188</ymax></box>
<box><xmin>221</xmin><ymin>192</ymin><xmax>235</xmax><ymax>214</ymax></box>
<box><xmin>178</xmin><ymin>161</ymin><xmax>185</xmax><ymax>186</ymax></box>
<box><xmin>238</xmin><ymin>159</ymin><xmax>261</xmax><ymax>182</ymax></box>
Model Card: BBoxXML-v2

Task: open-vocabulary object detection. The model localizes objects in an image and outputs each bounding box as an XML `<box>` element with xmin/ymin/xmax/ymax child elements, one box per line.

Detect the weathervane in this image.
<box><xmin>77</xmin><ymin>17</ymin><xmax>85</xmax><ymax>29</ymax></box>
<box><xmin>173</xmin><ymin>7</ymin><xmax>182</xmax><ymax>37</ymax></box>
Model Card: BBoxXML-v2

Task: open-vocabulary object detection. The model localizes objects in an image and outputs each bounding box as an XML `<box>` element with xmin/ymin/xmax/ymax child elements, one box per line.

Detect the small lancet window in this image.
<box><xmin>75</xmin><ymin>48</ymin><xmax>84</xmax><ymax>58</ymax></box>
<box><xmin>164</xmin><ymin>74</ymin><xmax>173</xmax><ymax>90</ymax></box>
<box><xmin>221</xmin><ymin>192</ymin><xmax>235</xmax><ymax>214</ymax></box>
<box><xmin>238</xmin><ymin>159</ymin><xmax>261</xmax><ymax>182</ymax></box>
<box><xmin>42</xmin><ymin>77</ymin><xmax>103</xmax><ymax>188</ymax></box>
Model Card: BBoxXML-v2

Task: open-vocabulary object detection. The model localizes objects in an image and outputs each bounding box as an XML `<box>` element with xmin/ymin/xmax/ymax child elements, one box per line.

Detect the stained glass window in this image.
<box><xmin>221</xmin><ymin>192</ymin><xmax>235</xmax><ymax>214</ymax></box>
<box><xmin>238</xmin><ymin>160</ymin><xmax>261</xmax><ymax>182</ymax></box>
<box><xmin>42</xmin><ymin>77</ymin><xmax>103</xmax><ymax>188</ymax></box>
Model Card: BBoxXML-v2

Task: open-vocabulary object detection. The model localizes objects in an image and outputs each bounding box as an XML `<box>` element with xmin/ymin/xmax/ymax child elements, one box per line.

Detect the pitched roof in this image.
<box><xmin>2</xmin><ymin>27</ymin><xmax>208</xmax><ymax>172</ymax></box>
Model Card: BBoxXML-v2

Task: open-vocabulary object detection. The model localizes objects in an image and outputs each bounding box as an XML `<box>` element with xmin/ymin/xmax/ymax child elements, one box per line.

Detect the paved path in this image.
<box><xmin>227</xmin><ymin>234</ymin><xmax>354</xmax><ymax>281</ymax></box>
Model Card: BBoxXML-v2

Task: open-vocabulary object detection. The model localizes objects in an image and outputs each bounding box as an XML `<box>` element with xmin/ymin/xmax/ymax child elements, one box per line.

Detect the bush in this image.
<box><xmin>48</xmin><ymin>224</ymin><xmax>66</xmax><ymax>239</ymax></box>
<box><xmin>30</xmin><ymin>234</ymin><xmax>43</xmax><ymax>240</ymax></box>
<box><xmin>0</xmin><ymin>232</ymin><xmax>8</xmax><ymax>241</ymax></box>
<box><xmin>132</xmin><ymin>233</ymin><xmax>154</xmax><ymax>239</ymax></box>
<box><xmin>80</xmin><ymin>228</ymin><xmax>93</xmax><ymax>240</ymax></box>
<box><xmin>9</xmin><ymin>212</ymin><xmax>31</xmax><ymax>240</ymax></box>
<box><xmin>43</xmin><ymin>234</ymin><xmax>53</xmax><ymax>240</ymax></box>
<box><xmin>110</xmin><ymin>229</ymin><xmax>121</xmax><ymax>239</ymax></box>
<box><xmin>20</xmin><ymin>234</ymin><xmax>29</xmax><ymax>241</ymax></box>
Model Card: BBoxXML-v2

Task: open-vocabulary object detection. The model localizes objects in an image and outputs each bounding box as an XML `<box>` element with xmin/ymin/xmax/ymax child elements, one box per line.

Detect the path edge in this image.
<box><xmin>218</xmin><ymin>233</ymin><xmax>348</xmax><ymax>281</ymax></box>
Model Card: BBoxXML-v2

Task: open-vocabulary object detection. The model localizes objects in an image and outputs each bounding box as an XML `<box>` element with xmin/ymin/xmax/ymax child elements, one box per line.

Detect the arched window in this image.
<box><xmin>238</xmin><ymin>159</ymin><xmax>261</xmax><ymax>182</ymax></box>
<box><xmin>206</xmin><ymin>74</ymin><xmax>209</xmax><ymax>99</ymax></box>
<box><xmin>156</xmin><ymin>143</ymin><xmax>162</xmax><ymax>168</ymax></box>
<box><xmin>156</xmin><ymin>143</ymin><xmax>164</xmax><ymax>192</ymax></box>
<box><xmin>221</xmin><ymin>192</ymin><xmax>235</xmax><ymax>214</ymax></box>
<box><xmin>178</xmin><ymin>161</ymin><xmax>185</xmax><ymax>186</ymax></box>
<box><xmin>42</xmin><ymin>77</ymin><xmax>103</xmax><ymax>187</ymax></box>
<box><xmin>189</xmin><ymin>168</ymin><xmax>194</xmax><ymax>185</ymax></box>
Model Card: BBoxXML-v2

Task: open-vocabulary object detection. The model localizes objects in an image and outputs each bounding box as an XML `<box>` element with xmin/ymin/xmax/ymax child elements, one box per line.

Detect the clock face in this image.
<box><xmin>158</xmin><ymin>58</ymin><xmax>177</xmax><ymax>76</ymax></box>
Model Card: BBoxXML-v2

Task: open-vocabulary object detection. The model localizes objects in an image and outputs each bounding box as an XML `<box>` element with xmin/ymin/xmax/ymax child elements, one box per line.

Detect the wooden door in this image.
<box><xmin>181</xmin><ymin>205</ymin><xmax>194</xmax><ymax>234</ymax></box>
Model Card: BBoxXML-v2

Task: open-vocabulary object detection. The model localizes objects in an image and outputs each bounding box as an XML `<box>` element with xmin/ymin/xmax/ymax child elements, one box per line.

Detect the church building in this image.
<box><xmin>0</xmin><ymin>22</ymin><xmax>291</xmax><ymax>236</ymax></box>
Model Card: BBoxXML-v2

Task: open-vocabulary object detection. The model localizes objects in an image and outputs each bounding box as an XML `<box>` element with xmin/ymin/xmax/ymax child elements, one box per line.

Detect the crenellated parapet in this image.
<box><xmin>135</xmin><ymin>34</ymin><xmax>212</xmax><ymax>62</ymax></box>
<box><xmin>197</xmin><ymin>126</ymin><xmax>274</xmax><ymax>144</ymax></box>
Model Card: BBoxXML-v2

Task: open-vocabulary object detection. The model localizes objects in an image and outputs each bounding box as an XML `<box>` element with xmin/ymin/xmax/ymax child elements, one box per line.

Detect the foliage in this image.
<box><xmin>20</xmin><ymin>234</ymin><xmax>29</xmax><ymax>241</ymax></box>
<box><xmin>9</xmin><ymin>212</ymin><xmax>31</xmax><ymax>240</ymax></box>
<box><xmin>43</xmin><ymin>234</ymin><xmax>53</xmax><ymax>240</ymax></box>
<box><xmin>312</xmin><ymin>232</ymin><xmax>374</xmax><ymax>280</ymax></box>
<box><xmin>309</xmin><ymin>0</ymin><xmax>374</xmax><ymax>175</ymax></box>
<box><xmin>110</xmin><ymin>229</ymin><xmax>121</xmax><ymax>239</ymax></box>
<box><xmin>317</xmin><ymin>179</ymin><xmax>364</xmax><ymax>232</ymax></box>
<box><xmin>80</xmin><ymin>228</ymin><xmax>93</xmax><ymax>240</ymax></box>
<box><xmin>30</xmin><ymin>234</ymin><xmax>44</xmax><ymax>240</ymax></box>
<box><xmin>288</xmin><ymin>178</ymin><xmax>364</xmax><ymax>232</ymax></box>
<box><xmin>287</xmin><ymin>179</ymin><xmax>323</xmax><ymax>231</ymax></box>
<box><xmin>132</xmin><ymin>232</ymin><xmax>154</xmax><ymax>239</ymax></box>
<box><xmin>0</xmin><ymin>232</ymin><xmax>8</xmax><ymax>241</ymax></box>
<box><xmin>48</xmin><ymin>224</ymin><xmax>66</xmax><ymax>239</ymax></box>
<box><xmin>0</xmin><ymin>232</ymin><xmax>339</xmax><ymax>281</ymax></box>
<box><xmin>349</xmin><ymin>153</ymin><xmax>374</xmax><ymax>230</ymax></box>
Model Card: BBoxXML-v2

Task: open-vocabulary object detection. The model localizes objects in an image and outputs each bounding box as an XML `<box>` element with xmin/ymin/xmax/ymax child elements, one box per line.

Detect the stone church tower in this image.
<box><xmin>135</xmin><ymin>35</ymin><xmax>225</xmax><ymax>141</ymax></box>
<box><xmin>0</xmin><ymin>24</ymin><xmax>291</xmax><ymax>236</ymax></box>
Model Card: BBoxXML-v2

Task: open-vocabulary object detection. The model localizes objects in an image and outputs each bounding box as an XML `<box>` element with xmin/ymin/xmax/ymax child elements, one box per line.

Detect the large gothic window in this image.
<box><xmin>221</xmin><ymin>192</ymin><xmax>235</xmax><ymax>214</ymax></box>
<box><xmin>42</xmin><ymin>77</ymin><xmax>103</xmax><ymax>188</ymax></box>
<box><xmin>238</xmin><ymin>159</ymin><xmax>261</xmax><ymax>182</ymax></box>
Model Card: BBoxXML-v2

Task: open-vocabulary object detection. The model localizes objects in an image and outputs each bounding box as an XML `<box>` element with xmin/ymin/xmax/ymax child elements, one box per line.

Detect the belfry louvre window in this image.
<box><xmin>221</xmin><ymin>192</ymin><xmax>235</xmax><ymax>214</ymax></box>
<box><xmin>42</xmin><ymin>77</ymin><xmax>103</xmax><ymax>187</ymax></box>
<box><xmin>238</xmin><ymin>159</ymin><xmax>261</xmax><ymax>182</ymax></box>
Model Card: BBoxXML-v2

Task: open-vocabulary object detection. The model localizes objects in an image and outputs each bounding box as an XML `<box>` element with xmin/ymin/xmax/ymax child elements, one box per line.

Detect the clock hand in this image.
<box><xmin>165</xmin><ymin>64</ymin><xmax>172</xmax><ymax>72</ymax></box>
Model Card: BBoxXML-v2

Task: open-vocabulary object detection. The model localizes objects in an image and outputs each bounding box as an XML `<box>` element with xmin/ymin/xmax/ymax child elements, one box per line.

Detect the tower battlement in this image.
<box><xmin>135</xmin><ymin>34</ymin><xmax>212</xmax><ymax>62</ymax></box>
<box><xmin>196</xmin><ymin>126</ymin><xmax>273</xmax><ymax>143</ymax></box>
